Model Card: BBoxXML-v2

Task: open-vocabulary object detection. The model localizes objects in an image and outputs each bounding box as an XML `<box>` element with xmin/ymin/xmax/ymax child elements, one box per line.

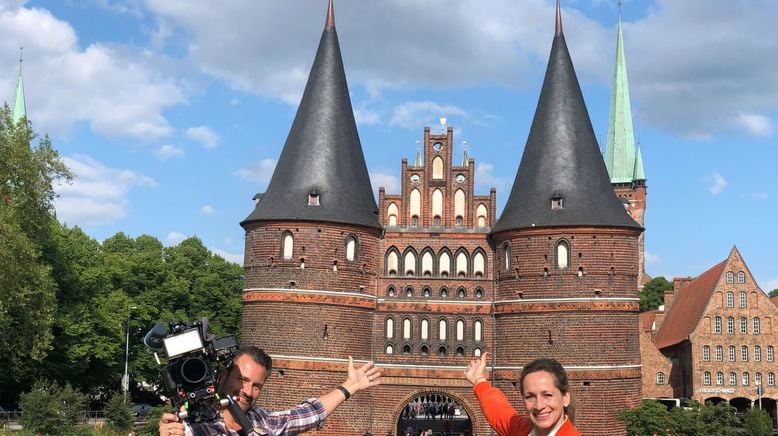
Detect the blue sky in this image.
<box><xmin>2</xmin><ymin>0</ymin><xmax>776</xmax><ymax>292</ymax></box>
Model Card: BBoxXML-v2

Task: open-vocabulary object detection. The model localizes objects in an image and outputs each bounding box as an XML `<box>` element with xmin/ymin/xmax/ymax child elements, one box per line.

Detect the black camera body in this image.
<box><xmin>145</xmin><ymin>318</ymin><xmax>238</xmax><ymax>421</ymax></box>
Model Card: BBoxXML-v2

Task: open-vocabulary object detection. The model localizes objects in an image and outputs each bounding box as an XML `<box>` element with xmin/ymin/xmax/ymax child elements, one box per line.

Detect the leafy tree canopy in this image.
<box><xmin>768</xmin><ymin>288</ymin><xmax>778</xmax><ymax>298</ymax></box>
<box><xmin>640</xmin><ymin>276</ymin><xmax>674</xmax><ymax>312</ymax></box>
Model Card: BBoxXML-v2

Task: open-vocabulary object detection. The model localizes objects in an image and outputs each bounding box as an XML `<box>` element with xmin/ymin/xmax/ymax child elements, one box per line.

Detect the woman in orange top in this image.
<box><xmin>464</xmin><ymin>352</ymin><xmax>580</xmax><ymax>436</ymax></box>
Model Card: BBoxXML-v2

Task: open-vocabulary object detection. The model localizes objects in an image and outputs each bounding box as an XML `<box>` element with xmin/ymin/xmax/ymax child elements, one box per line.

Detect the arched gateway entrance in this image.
<box><xmin>395</xmin><ymin>391</ymin><xmax>474</xmax><ymax>436</ymax></box>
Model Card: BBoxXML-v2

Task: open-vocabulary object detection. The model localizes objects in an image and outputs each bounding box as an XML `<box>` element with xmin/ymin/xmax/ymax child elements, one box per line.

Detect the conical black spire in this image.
<box><xmin>491</xmin><ymin>3</ymin><xmax>640</xmax><ymax>235</ymax></box>
<box><xmin>242</xmin><ymin>1</ymin><xmax>380</xmax><ymax>229</ymax></box>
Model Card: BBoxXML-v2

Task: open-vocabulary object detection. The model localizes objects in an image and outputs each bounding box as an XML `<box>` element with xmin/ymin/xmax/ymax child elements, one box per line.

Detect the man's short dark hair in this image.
<box><xmin>234</xmin><ymin>345</ymin><xmax>273</xmax><ymax>372</ymax></box>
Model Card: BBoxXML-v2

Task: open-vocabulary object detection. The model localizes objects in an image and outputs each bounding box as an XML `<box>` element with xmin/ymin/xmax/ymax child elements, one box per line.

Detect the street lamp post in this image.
<box><xmin>123</xmin><ymin>306</ymin><xmax>138</xmax><ymax>403</ymax></box>
<box><xmin>756</xmin><ymin>381</ymin><xmax>762</xmax><ymax>410</ymax></box>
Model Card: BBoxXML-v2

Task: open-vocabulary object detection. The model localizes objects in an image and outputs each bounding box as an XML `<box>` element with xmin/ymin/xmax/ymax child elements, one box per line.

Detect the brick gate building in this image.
<box><xmin>240</xmin><ymin>2</ymin><xmax>644</xmax><ymax>434</ymax></box>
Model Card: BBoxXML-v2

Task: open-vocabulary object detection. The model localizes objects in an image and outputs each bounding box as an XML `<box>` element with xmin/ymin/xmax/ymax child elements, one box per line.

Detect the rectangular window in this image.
<box><xmin>716</xmin><ymin>372</ymin><xmax>724</xmax><ymax>385</ymax></box>
<box><xmin>742</xmin><ymin>373</ymin><xmax>750</xmax><ymax>386</ymax></box>
<box><xmin>716</xmin><ymin>346</ymin><xmax>723</xmax><ymax>361</ymax></box>
<box><xmin>729</xmin><ymin>373</ymin><xmax>737</xmax><ymax>386</ymax></box>
<box><xmin>754</xmin><ymin>347</ymin><xmax>761</xmax><ymax>362</ymax></box>
<box><xmin>753</xmin><ymin>318</ymin><xmax>760</xmax><ymax>335</ymax></box>
<box><xmin>726</xmin><ymin>293</ymin><xmax>734</xmax><ymax>307</ymax></box>
<box><xmin>702</xmin><ymin>346</ymin><xmax>710</xmax><ymax>361</ymax></box>
<box><xmin>703</xmin><ymin>372</ymin><xmax>711</xmax><ymax>385</ymax></box>
<box><xmin>740</xmin><ymin>317</ymin><xmax>748</xmax><ymax>334</ymax></box>
<box><xmin>767</xmin><ymin>346</ymin><xmax>774</xmax><ymax>362</ymax></box>
<box><xmin>729</xmin><ymin>346</ymin><xmax>736</xmax><ymax>362</ymax></box>
<box><xmin>739</xmin><ymin>292</ymin><xmax>747</xmax><ymax>308</ymax></box>
<box><xmin>727</xmin><ymin>318</ymin><xmax>734</xmax><ymax>334</ymax></box>
<box><xmin>714</xmin><ymin>317</ymin><xmax>722</xmax><ymax>334</ymax></box>
<box><xmin>741</xmin><ymin>346</ymin><xmax>749</xmax><ymax>362</ymax></box>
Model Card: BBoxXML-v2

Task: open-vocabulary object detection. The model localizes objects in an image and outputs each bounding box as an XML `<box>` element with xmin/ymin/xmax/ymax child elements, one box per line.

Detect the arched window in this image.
<box><xmin>768</xmin><ymin>372</ymin><xmax>775</xmax><ymax>386</ymax></box>
<box><xmin>421</xmin><ymin>250</ymin><xmax>434</xmax><ymax>277</ymax></box>
<box><xmin>405</xmin><ymin>286</ymin><xmax>413</xmax><ymax>298</ymax></box>
<box><xmin>439</xmin><ymin>287</ymin><xmax>448</xmax><ymax>298</ymax></box>
<box><xmin>432</xmin><ymin>189</ymin><xmax>443</xmax><ymax>225</ymax></box>
<box><xmin>502</xmin><ymin>242</ymin><xmax>510</xmax><ymax>270</ymax></box>
<box><xmin>716</xmin><ymin>372</ymin><xmax>724</xmax><ymax>385</ymax></box>
<box><xmin>456</xmin><ymin>320</ymin><xmax>465</xmax><ymax>341</ymax></box>
<box><xmin>386</xmin><ymin>250</ymin><xmax>399</xmax><ymax>276</ymax></box>
<box><xmin>741</xmin><ymin>346</ymin><xmax>749</xmax><ymax>361</ymax></box>
<box><xmin>438</xmin><ymin>346</ymin><xmax>447</xmax><ymax>357</ymax></box>
<box><xmin>755</xmin><ymin>372</ymin><xmax>763</xmax><ymax>386</ymax></box>
<box><xmin>439</xmin><ymin>319</ymin><xmax>447</xmax><ymax>340</ymax></box>
<box><xmin>726</xmin><ymin>271</ymin><xmax>734</xmax><ymax>283</ymax></box>
<box><xmin>754</xmin><ymin>346</ymin><xmax>761</xmax><ymax>362</ymax></box>
<box><xmin>656</xmin><ymin>372</ymin><xmax>665</xmax><ymax>385</ymax></box>
<box><xmin>387</xmin><ymin>286</ymin><xmax>396</xmax><ymax>297</ymax></box>
<box><xmin>703</xmin><ymin>372</ymin><xmax>711</xmax><ymax>385</ymax></box>
<box><xmin>404</xmin><ymin>251</ymin><xmax>416</xmax><ymax>276</ymax></box>
<box><xmin>714</xmin><ymin>316</ymin><xmax>722</xmax><ymax>334</ymax></box>
<box><xmin>740</xmin><ymin>317</ymin><xmax>748</xmax><ymax>334</ymax></box>
<box><xmin>421</xmin><ymin>319</ymin><xmax>429</xmax><ymax>340</ymax></box>
<box><xmin>410</xmin><ymin>189</ymin><xmax>421</xmax><ymax>224</ymax></box>
<box><xmin>345</xmin><ymin>236</ymin><xmax>357</xmax><ymax>262</ymax></box>
<box><xmin>726</xmin><ymin>292</ymin><xmax>734</xmax><ymax>307</ymax></box>
<box><xmin>753</xmin><ymin>317</ymin><xmax>761</xmax><ymax>334</ymax></box>
<box><xmin>385</xmin><ymin>344</ymin><xmax>394</xmax><ymax>354</ymax></box>
<box><xmin>475</xmin><ymin>288</ymin><xmax>483</xmax><ymax>299</ymax></box>
<box><xmin>439</xmin><ymin>251</ymin><xmax>451</xmax><ymax>277</ymax></box>
<box><xmin>422</xmin><ymin>287</ymin><xmax>431</xmax><ymax>298</ymax></box>
<box><xmin>727</xmin><ymin>317</ymin><xmax>734</xmax><ymax>334</ymax></box>
<box><xmin>387</xmin><ymin>203</ymin><xmax>398</xmax><ymax>226</ymax></box>
<box><xmin>476</xmin><ymin>204</ymin><xmax>488</xmax><ymax>227</ymax></box>
<box><xmin>457</xmin><ymin>288</ymin><xmax>466</xmax><ymax>299</ymax></box>
<box><xmin>385</xmin><ymin>318</ymin><xmax>394</xmax><ymax>339</ymax></box>
<box><xmin>768</xmin><ymin>346</ymin><xmax>775</xmax><ymax>362</ymax></box>
<box><xmin>739</xmin><ymin>292</ymin><xmax>747</xmax><ymax>308</ymax></box>
<box><xmin>420</xmin><ymin>345</ymin><xmax>429</xmax><ymax>356</ymax></box>
<box><xmin>454</xmin><ymin>189</ymin><xmax>465</xmax><ymax>226</ymax></box>
<box><xmin>737</xmin><ymin>271</ymin><xmax>745</xmax><ymax>283</ymax></box>
<box><xmin>473</xmin><ymin>251</ymin><xmax>485</xmax><ymax>278</ymax></box>
<box><xmin>456</xmin><ymin>251</ymin><xmax>468</xmax><ymax>277</ymax></box>
<box><xmin>432</xmin><ymin>156</ymin><xmax>444</xmax><ymax>179</ymax></box>
<box><xmin>403</xmin><ymin>344</ymin><xmax>412</xmax><ymax>355</ymax></box>
<box><xmin>729</xmin><ymin>372</ymin><xmax>737</xmax><ymax>385</ymax></box>
<box><xmin>729</xmin><ymin>345</ymin><xmax>736</xmax><ymax>361</ymax></box>
<box><xmin>556</xmin><ymin>240</ymin><xmax>569</xmax><ymax>269</ymax></box>
<box><xmin>282</xmin><ymin>231</ymin><xmax>294</xmax><ymax>259</ymax></box>
<box><xmin>403</xmin><ymin>318</ymin><xmax>412</xmax><ymax>339</ymax></box>
<box><xmin>702</xmin><ymin>345</ymin><xmax>710</xmax><ymax>361</ymax></box>
<box><xmin>716</xmin><ymin>345</ymin><xmax>723</xmax><ymax>361</ymax></box>
<box><xmin>742</xmin><ymin>372</ymin><xmax>750</xmax><ymax>386</ymax></box>
<box><xmin>455</xmin><ymin>346</ymin><xmax>465</xmax><ymax>357</ymax></box>
<box><xmin>474</xmin><ymin>348</ymin><xmax>482</xmax><ymax>357</ymax></box>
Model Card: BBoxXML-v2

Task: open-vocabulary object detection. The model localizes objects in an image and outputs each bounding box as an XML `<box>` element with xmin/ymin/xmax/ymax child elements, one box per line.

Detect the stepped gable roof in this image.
<box><xmin>242</xmin><ymin>0</ymin><xmax>380</xmax><ymax>229</ymax></box>
<box><xmin>491</xmin><ymin>2</ymin><xmax>640</xmax><ymax>235</ymax></box>
<box><xmin>654</xmin><ymin>260</ymin><xmax>727</xmax><ymax>349</ymax></box>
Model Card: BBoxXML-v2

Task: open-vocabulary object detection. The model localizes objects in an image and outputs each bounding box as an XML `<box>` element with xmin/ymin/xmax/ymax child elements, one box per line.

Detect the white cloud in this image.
<box><xmin>762</xmin><ymin>277</ymin><xmax>778</xmax><ymax>293</ymax></box>
<box><xmin>354</xmin><ymin>107</ymin><xmax>380</xmax><ymax>126</ymax></box>
<box><xmin>186</xmin><ymin>126</ymin><xmax>220</xmax><ymax>149</ymax></box>
<box><xmin>390</xmin><ymin>101</ymin><xmax>467</xmax><ymax>130</ymax></box>
<box><xmin>645</xmin><ymin>250</ymin><xmax>660</xmax><ymax>266</ymax></box>
<box><xmin>733</xmin><ymin>112</ymin><xmax>773</xmax><ymax>137</ymax></box>
<box><xmin>200</xmin><ymin>205</ymin><xmax>215</xmax><ymax>214</ymax></box>
<box><xmin>0</xmin><ymin>5</ymin><xmax>184</xmax><ymax>139</ymax></box>
<box><xmin>707</xmin><ymin>172</ymin><xmax>726</xmax><ymax>195</ymax></box>
<box><xmin>154</xmin><ymin>144</ymin><xmax>184</xmax><ymax>161</ymax></box>
<box><xmin>166</xmin><ymin>231</ymin><xmax>187</xmax><ymax>246</ymax></box>
<box><xmin>55</xmin><ymin>154</ymin><xmax>156</xmax><ymax>226</ymax></box>
<box><xmin>369</xmin><ymin>170</ymin><xmax>400</xmax><ymax>199</ymax></box>
<box><xmin>233</xmin><ymin>158</ymin><xmax>278</xmax><ymax>186</ymax></box>
<box><xmin>475</xmin><ymin>161</ymin><xmax>506</xmax><ymax>192</ymax></box>
<box><xmin>211</xmin><ymin>248</ymin><xmax>244</xmax><ymax>265</ymax></box>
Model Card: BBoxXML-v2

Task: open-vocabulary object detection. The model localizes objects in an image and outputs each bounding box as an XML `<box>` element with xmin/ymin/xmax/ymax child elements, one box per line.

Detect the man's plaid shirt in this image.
<box><xmin>185</xmin><ymin>398</ymin><xmax>326</xmax><ymax>436</ymax></box>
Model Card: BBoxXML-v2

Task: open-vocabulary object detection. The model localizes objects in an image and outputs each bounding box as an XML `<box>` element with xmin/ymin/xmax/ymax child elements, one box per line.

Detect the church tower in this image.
<box><xmin>603</xmin><ymin>11</ymin><xmax>648</xmax><ymax>285</ymax></box>
<box><xmin>489</xmin><ymin>3</ymin><xmax>644</xmax><ymax>433</ymax></box>
<box><xmin>12</xmin><ymin>49</ymin><xmax>26</xmax><ymax>123</ymax></box>
<box><xmin>240</xmin><ymin>2</ymin><xmax>382</xmax><ymax>433</ymax></box>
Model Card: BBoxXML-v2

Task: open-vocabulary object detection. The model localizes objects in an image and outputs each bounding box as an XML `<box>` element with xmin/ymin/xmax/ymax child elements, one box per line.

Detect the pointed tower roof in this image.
<box><xmin>604</xmin><ymin>13</ymin><xmax>640</xmax><ymax>184</ymax></box>
<box><xmin>12</xmin><ymin>48</ymin><xmax>26</xmax><ymax>123</ymax></box>
<box><xmin>242</xmin><ymin>0</ymin><xmax>380</xmax><ymax>229</ymax></box>
<box><xmin>633</xmin><ymin>146</ymin><xmax>645</xmax><ymax>181</ymax></box>
<box><xmin>414</xmin><ymin>141</ymin><xmax>423</xmax><ymax>166</ymax></box>
<box><xmin>461</xmin><ymin>141</ymin><xmax>469</xmax><ymax>166</ymax></box>
<box><xmin>491</xmin><ymin>1</ymin><xmax>640</xmax><ymax>235</ymax></box>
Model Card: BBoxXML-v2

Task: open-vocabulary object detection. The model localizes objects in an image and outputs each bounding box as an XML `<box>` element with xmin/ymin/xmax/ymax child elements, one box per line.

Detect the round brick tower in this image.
<box><xmin>488</xmin><ymin>4</ymin><xmax>644</xmax><ymax>434</ymax></box>
<box><xmin>240</xmin><ymin>2</ymin><xmax>382</xmax><ymax>433</ymax></box>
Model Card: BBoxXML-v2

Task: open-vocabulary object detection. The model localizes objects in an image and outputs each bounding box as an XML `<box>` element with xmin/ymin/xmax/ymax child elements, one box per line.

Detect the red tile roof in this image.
<box><xmin>639</xmin><ymin>311</ymin><xmax>658</xmax><ymax>333</ymax></box>
<box><xmin>772</xmin><ymin>295</ymin><xmax>778</xmax><ymax>307</ymax></box>
<box><xmin>654</xmin><ymin>260</ymin><xmax>727</xmax><ymax>349</ymax></box>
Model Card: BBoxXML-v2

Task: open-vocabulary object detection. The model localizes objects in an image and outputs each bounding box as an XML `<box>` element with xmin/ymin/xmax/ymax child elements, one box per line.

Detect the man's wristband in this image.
<box><xmin>337</xmin><ymin>385</ymin><xmax>351</xmax><ymax>400</ymax></box>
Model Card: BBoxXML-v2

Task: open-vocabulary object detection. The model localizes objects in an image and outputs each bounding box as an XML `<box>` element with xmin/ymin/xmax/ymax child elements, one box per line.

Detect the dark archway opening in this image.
<box><xmin>396</xmin><ymin>393</ymin><xmax>472</xmax><ymax>436</ymax></box>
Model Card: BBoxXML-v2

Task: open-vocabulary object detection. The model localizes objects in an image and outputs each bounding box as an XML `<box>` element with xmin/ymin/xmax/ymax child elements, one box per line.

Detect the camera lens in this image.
<box><xmin>180</xmin><ymin>357</ymin><xmax>209</xmax><ymax>384</ymax></box>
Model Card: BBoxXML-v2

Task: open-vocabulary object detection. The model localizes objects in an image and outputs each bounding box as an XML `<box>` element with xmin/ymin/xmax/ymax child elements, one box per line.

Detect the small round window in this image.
<box><xmin>456</xmin><ymin>174</ymin><xmax>465</xmax><ymax>183</ymax></box>
<box><xmin>410</xmin><ymin>174</ymin><xmax>420</xmax><ymax>182</ymax></box>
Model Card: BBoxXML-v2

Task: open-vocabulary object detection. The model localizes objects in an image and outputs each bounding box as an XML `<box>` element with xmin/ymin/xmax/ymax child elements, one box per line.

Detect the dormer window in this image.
<box><xmin>551</xmin><ymin>193</ymin><xmax>563</xmax><ymax>210</ymax></box>
<box><xmin>308</xmin><ymin>189</ymin><xmax>320</xmax><ymax>206</ymax></box>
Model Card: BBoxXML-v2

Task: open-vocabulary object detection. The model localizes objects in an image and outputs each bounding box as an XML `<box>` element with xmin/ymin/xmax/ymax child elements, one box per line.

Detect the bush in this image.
<box><xmin>19</xmin><ymin>379</ymin><xmax>87</xmax><ymax>435</ymax></box>
<box><xmin>137</xmin><ymin>405</ymin><xmax>170</xmax><ymax>436</ymax></box>
<box><xmin>745</xmin><ymin>408</ymin><xmax>772</xmax><ymax>436</ymax></box>
<box><xmin>105</xmin><ymin>393</ymin><xmax>134</xmax><ymax>432</ymax></box>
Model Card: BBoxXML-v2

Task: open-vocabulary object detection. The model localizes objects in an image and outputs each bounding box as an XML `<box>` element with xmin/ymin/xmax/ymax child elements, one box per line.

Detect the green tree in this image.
<box><xmin>640</xmin><ymin>276</ymin><xmax>674</xmax><ymax>312</ymax></box>
<box><xmin>619</xmin><ymin>399</ymin><xmax>672</xmax><ymax>435</ymax></box>
<box><xmin>744</xmin><ymin>408</ymin><xmax>771</xmax><ymax>436</ymax></box>
<box><xmin>768</xmin><ymin>288</ymin><xmax>778</xmax><ymax>298</ymax></box>
<box><xmin>19</xmin><ymin>379</ymin><xmax>87</xmax><ymax>435</ymax></box>
<box><xmin>698</xmin><ymin>401</ymin><xmax>739</xmax><ymax>436</ymax></box>
<box><xmin>105</xmin><ymin>392</ymin><xmax>135</xmax><ymax>432</ymax></box>
<box><xmin>0</xmin><ymin>106</ymin><xmax>70</xmax><ymax>404</ymax></box>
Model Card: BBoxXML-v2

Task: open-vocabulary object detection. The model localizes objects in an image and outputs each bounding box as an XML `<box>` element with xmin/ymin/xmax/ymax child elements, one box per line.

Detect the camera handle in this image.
<box><xmin>226</xmin><ymin>395</ymin><xmax>254</xmax><ymax>436</ymax></box>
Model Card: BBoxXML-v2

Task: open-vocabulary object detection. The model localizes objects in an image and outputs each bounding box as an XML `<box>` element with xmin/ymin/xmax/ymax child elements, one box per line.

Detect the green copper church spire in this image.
<box><xmin>604</xmin><ymin>13</ymin><xmax>643</xmax><ymax>183</ymax></box>
<box><xmin>12</xmin><ymin>47</ymin><xmax>26</xmax><ymax>123</ymax></box>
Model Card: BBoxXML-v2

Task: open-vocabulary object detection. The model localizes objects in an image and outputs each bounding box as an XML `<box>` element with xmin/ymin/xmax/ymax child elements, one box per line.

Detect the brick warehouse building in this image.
<box><xmin>640</xmin><ymin>247</ymin><xmax>778</xmax><ymax>428</ymax></box>
<box><xmin>240</xmin><ymin>2</ymin><xmax>643</xmax><ymax>435</ymax></box>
